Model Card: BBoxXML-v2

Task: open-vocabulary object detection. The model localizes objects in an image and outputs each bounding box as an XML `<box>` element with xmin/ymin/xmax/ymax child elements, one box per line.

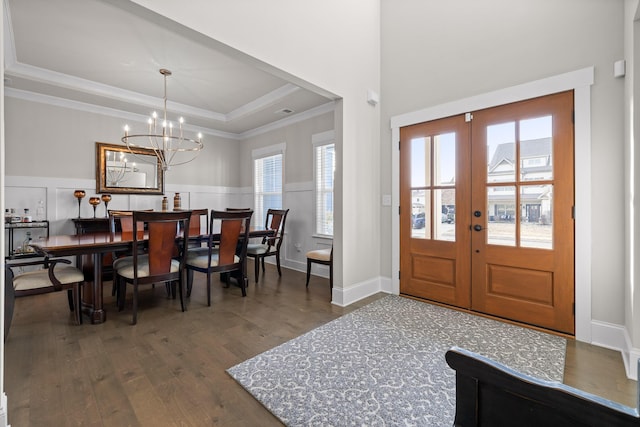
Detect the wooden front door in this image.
<box><xmin>400</xmin><ymin>114</ymin><xmax>472</xmax><ymax>308</ymax></box>
<box><xmin>400</xmin><ymin>91</ymin><xmax>575</xmax><ymax>334</ymax></box>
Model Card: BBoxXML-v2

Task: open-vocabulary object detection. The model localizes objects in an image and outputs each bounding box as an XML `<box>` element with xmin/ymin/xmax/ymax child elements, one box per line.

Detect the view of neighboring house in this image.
<box><xmin>488</xmin><ymin>138</ymin><xmax>553</xmax><ymax>225</ymax></box>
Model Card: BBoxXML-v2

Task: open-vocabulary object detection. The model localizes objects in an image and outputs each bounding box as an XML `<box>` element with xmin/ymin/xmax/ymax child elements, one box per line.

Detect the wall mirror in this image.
<box><xmin>96</xmin><ymin>142</ymin><xmax>164</xmax><ymax>195</ymax></box>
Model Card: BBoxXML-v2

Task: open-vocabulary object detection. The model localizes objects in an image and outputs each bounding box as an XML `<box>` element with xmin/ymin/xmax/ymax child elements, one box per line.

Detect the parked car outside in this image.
<box><xmin>412</xmin><ymin>212</ymin><xmax>425</xmax><ymax>229</ymax></box>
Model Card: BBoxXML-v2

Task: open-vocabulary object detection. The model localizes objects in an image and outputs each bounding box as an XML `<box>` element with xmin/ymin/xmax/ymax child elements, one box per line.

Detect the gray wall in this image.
<box><xmin>5</xmin><ymin>97</ymin><xmax>242</xmax><ymax>187</ymax></box>
<box><xmin>380</xmin><ymin>0</ymin><xmax>626</xmax><ymax>326</ymax></box>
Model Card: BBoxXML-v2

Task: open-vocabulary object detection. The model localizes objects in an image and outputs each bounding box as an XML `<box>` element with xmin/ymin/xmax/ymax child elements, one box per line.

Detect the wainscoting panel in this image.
<box><xmin>4</xmin><ymin>176</ymin><xmax>329</xmax><ymax>282</ymax></box>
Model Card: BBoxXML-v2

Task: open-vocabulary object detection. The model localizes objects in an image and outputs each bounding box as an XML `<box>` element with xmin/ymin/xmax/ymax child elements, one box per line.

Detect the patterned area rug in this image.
<box><xmin>227</xmin><ymin>295</ymin><xmax>566</xmax><ymax>426</ymax></box>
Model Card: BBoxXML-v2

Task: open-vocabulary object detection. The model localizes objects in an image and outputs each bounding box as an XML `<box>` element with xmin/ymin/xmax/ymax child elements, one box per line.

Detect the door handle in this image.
<box><xmin>473</xmin><ymin>224</ymin><xmax>483</xmax><ymax>232</ymax></box>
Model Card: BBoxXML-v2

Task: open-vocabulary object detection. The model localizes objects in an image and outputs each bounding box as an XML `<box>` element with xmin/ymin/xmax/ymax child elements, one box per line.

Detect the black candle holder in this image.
<box><xmin>101</xmin><ymin>194</ymin><xmax>112</xmax><ymax>218</ymax></box>
<box><xmin>89</xmin><ymin>197</ymin><xmax>101</xmax><ymax>218</ymax></box>
<box><xmin>73</xmin><ymin>190</ymin><xmax>86</xmax><ymax>218</ymax></box>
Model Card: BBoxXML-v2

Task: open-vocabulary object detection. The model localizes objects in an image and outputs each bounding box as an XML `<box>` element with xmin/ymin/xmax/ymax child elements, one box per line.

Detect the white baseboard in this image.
<box><xmin>591</xmin><ymin>320</ymin><xmax>636</xmax><ymax>380</ymax></box>
<box><xmin>331</xmin><ymin>276</ymin><xmax>393</xmax><ymax>307</ymax></box>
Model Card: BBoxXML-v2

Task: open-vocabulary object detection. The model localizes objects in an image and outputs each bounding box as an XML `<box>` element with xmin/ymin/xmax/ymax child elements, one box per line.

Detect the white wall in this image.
<box><xmin>380</xmin><ymin>0</ymin><xmax>625</xmax><ymax>324</ymax></box>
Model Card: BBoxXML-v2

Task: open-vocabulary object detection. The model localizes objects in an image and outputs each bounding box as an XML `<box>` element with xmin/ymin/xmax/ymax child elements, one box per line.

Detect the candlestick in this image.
<box><xmin>73</xmin><ymin>190</ymin><xmax>86</xmax><ymax>218</ymax></box>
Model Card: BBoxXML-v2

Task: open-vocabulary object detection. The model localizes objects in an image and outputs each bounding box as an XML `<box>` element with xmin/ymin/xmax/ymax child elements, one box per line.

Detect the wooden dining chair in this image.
<box><xmin>113</xmin><ymin>210</ymin><xmax>191</xmax><ymax>325</ymax></box>
<box><xmin>5</xmin><ymin>258</ymin><xmax>86</xmax><ymax>324</ymax></box>
<box><xmin>188</xmin><ymin>208</ymin><xmax>209</xmax><ymax>236</ymax></box>
<box><xmin>246</xmin><ymin>208</ymin><xmax>289</xmax><ymax>282</ymax></box>
<box><xmin>186</xmin><ymin>208</ymin><xmax>209</xmax><ymax>251</ymax></box>
<box><xmin>185</xmin><ymin>210</ymin><xmax>253</xmax><ymax>306</ymax></box>
<box><xmin>306</xmin><ymin>245</ymin><xmax>333</xmax><ymax>290</ymax></box>
<box><xmin>108</xmin><ymin>210</ymin><xmax>146</xmax><ymax>297</ymax></box>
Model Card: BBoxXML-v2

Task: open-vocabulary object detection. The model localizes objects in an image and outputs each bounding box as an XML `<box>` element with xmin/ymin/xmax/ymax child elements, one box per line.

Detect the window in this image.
<box><xmin>253</xmin><ymin>144</ymin><xmax>285</xmax><ymax>226</ymax></box>
<box><xmin>313</xmin><ymin>131</ymin><xmax>335</xmax><ymax>236</ymax></box>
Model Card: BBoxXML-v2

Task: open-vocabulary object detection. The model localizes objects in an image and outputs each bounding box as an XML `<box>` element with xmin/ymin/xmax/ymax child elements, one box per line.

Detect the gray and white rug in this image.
<box><xmin>227</xmin><ymin>295</ymin><xmax>566</xmax><ymax>426</ymax></box>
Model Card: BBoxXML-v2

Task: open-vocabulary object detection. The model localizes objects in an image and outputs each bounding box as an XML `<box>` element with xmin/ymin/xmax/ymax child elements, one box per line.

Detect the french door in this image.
<box><xmin>400</xmin><ymin>91</ymin><xmax>575</xmax><ymax>334</ymax></box>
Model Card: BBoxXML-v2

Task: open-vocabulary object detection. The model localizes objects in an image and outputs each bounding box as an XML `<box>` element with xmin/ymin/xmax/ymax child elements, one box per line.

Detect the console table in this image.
<box><xmin>72</xmin><ymin>218</ymin><xmax>109</xmax><ymax>235</ymax></box>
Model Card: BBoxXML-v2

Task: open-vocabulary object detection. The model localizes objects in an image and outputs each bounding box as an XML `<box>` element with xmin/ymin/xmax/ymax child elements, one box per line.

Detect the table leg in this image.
<box><xmin>89</xmin><ymin>252</ymin><xmax>106</xmax><ymax>323</ymax></box>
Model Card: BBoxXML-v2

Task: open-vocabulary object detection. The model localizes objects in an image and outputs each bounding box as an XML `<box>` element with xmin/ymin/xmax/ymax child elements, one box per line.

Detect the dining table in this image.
<box><xmin>31</xmin><ymin>227</ymin><xmax>273</xmax><ymax>324</ymax></box>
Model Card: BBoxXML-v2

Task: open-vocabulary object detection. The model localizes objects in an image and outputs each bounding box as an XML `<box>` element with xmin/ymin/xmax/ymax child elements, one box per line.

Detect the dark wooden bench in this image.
<box><xmin>445</xmin><ymin>346</ymin><xmax>640</xmax><ymax>426</ymax></box>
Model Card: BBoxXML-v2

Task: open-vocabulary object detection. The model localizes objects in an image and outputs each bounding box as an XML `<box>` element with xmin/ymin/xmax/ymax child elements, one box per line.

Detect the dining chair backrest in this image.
<box><xmin>226</xmin><ymin>208</ymin><xmax>252</xmax><ymax>232</ymax></box>
<box><xmin>209</xmin><ymin>210</ymin><xmax>253</xmax><ymax>266</ymax></box>
<box><xmin>263</xmin><ymin>208</ymin><xmax>289</xmax><ymax>248</ymax></box>
<box><xmin>108</xmin><ymin>209</ymin><xmax>149</xmax><ymax>238</ymax></box>
<box><xmin>132</xmin><ymin>210</ymin><xmax>191</xmax><ymax>277</ymax></box>
<box><xmin>188</xmin><ymin>209</ymin><xmax>209</xmax><ymax>237</ymax></box>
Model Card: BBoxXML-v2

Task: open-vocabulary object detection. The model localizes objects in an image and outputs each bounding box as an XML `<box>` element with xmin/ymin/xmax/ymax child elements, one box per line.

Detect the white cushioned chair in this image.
<box><xmin>305</xmin><ymin>245</ymin><xmax>333</xmax><ymax>290</ymax></box>
<box><xmin>5</xmin><ymin>258</ymin><xmax>86</xmax><ymax>325</ymax></box>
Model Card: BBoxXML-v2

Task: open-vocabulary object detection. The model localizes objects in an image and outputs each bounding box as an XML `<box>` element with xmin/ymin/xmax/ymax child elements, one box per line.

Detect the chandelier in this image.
<box><xmin>106</xmin><ymin>151</ymin><xmax>134</xmax><ymax>186</ymax></box>
<box><xmin>121</xmin><ymin>68</ymin><xmax>203</xmax><ymax>171</ymax></box>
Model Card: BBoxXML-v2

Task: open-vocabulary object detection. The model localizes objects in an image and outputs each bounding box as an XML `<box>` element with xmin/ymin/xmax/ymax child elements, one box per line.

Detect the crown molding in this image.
<box><xmin>4</xmin><ymin>87</ymin><xmax>242</xmax><ymax>140</ymax></box>
<box><xmin>5</xmin><ymin>87</ymin><xmax>335</xmax><ymax>141</ymax></box>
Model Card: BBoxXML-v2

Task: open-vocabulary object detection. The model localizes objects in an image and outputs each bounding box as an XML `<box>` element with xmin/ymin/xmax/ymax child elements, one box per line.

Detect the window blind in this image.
<box><xmin>315</xmin><ymin>143</ymin><xmax>335</xmax><ymax>235</ymax></box>
<box><xmin>254</xmin><ymin>153</ymin><xmax>283</xmax><ymax>226</ymax></box>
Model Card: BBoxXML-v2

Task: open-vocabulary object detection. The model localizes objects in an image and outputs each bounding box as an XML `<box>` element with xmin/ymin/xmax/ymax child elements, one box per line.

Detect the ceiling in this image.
<box><xmin>3</xmin><ymin>0</ymin><xmax>336</xmax><ymax>139</ymax></box>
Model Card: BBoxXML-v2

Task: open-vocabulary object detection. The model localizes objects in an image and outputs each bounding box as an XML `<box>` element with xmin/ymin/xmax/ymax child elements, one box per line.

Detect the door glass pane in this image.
<box><xmin>411</xmin><ymin>137</ymin><xmax>431</xmax><ymax>187</ymax></box>
<box><xmin>435</xmin><ymin>189</ymin><xmax>455</xmax><ymax>241</ymax></box>
<box><xmin>434</xmin><ymin>132</ymin><xmax>456</xmax><ymax>186</ymax></box>
<box><xmin>412</xmin><ymin>189</ymin><xmax>430</xmax><ymax>239</ymax></box>
<box><xmin>487</xmin><ymin>122</ymin><xmax>515</xmax><ymax>183</ymax></box>
<box><xmin>520</xmin><ymin>185</ymin><xmax>553</xmax><ymax>249</ymax></box>
<box><xmin>520</xmin><ymin>116</ymin><xmax>553</xmax><ymax>181</ymax></box>
<box><xmin>487</xmin><ymin>186</ymin><xmax>515</xmax><ymax>246</ymax></box>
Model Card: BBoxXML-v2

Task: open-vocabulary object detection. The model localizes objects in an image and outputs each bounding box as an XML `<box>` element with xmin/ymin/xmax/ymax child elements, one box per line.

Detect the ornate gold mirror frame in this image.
<box><xmin>96</xmin><ymin>142</ymin><xmax>164</xmax><ymax>195</ymax></box>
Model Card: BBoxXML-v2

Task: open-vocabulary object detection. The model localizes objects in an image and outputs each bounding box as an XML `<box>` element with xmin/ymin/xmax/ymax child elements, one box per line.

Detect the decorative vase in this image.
<box><xmin>173</xmin><ymin>193</ymin><xmax>181</xmax><ymax>211</ymax></box>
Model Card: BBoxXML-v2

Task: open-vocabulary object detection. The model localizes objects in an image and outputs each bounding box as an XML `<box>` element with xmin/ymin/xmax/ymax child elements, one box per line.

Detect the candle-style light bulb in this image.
<box><xmin>124</xmin><ymin>125</ymin><xmax>129</xmax><ymax>136</ymax></box>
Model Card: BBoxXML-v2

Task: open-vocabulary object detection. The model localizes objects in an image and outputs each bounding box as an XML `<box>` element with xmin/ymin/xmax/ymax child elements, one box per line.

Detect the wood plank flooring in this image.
<box><xmin>5</xmin><ymin>263</ymin><xmax>637</xmax><ymax>426</ymax></box>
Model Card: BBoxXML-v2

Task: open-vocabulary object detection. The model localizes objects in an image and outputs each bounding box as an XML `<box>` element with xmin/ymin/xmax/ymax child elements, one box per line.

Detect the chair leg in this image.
<box><xmin>67</xmin><ymin>289</ymin><xmax>74</xmax><ymax>311</ymax></box>
<box><xmin>254</xmin><ymin>256</ymin><xmax>260</xmax><ymax>282</ymax></box>
<box><xmin>306</xmin><ymin>259</ymin><xmax>312</xmax><ymax>287</ymax></box>
<box><xmin>116</xmin><ymin>276</ymin><xmax>126</xmax><ymax>311</ymax></box>
<box><xmin>261</xmin><ymin>257</ymin><xmax>266</xmax><ymax>273</ymax></box>
<box><xmin>132</xmin><ymin>281</ymin><xmax>138</xmax><ymax>325</ymax></box>
<box><xmin>206</xmin><ymin>271</ymin><xmax>212</xmax><ymax>307</ymax></box>
<box><xmin>74</xmin><ymin>284</ymin><xmax>83</xmax><ymax>325</ymax></box>
<box><xmin>179</xmin><ymin>271</ymin><xmax>186</xmax><ymax>312</ymax></box>
<box><xmin>186</xmin><ymin>269</ymin><xmax>193</xmax><ymax>297</ymax></box>
<box><xmin>162</xmin><ymin>281</ymin><xmax>176</xmax><ymax>298</ymax></box>
<box><xmin>241</xmin><ymin>276</ymin><xmax>247</xmax><ymax>297</ymax></box>
<box><xmin>276</xmin><ymin>253</ymin><xmax>282</xmax><ymax>276</ymax></box>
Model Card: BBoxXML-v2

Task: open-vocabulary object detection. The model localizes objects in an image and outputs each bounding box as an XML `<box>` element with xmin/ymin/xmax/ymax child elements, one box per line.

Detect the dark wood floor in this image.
<box><xmin>5</xmin><ymin>263</ymin><xmax>637</xmax><ymax>426</ymax></box>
